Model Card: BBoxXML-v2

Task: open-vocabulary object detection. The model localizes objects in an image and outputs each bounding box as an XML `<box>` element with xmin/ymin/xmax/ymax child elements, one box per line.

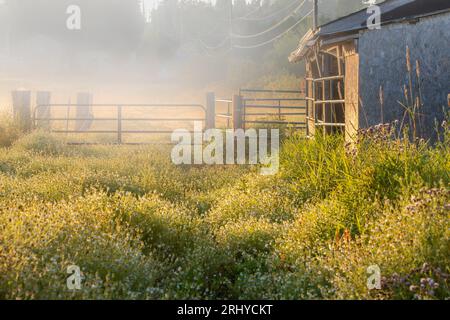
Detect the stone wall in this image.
<box><xmin>358</xmin><ymin>11</ymin><xmax>450</xmax><ymax>139</ymax></box>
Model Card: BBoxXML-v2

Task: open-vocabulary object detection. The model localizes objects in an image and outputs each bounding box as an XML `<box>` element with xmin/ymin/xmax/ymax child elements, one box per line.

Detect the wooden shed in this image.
<box><xmin>290</xmin><ymin>0</ymin><xmax>450</xmax><ymax>141</ymax></box>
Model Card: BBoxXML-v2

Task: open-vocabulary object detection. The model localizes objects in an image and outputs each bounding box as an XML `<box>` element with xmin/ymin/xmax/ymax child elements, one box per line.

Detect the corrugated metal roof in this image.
<box><xmin>318</xmin><ymin>0</ymin><xmax>412</xmax><ymax>36</ymax></box>
<box><xmin>290</xmin><ymin>0</ymin><xmax>450</xmax><ymax>62</ymax></box>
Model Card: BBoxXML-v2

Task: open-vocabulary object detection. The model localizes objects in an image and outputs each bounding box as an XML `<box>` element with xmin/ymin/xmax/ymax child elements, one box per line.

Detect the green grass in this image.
<box><xmin>0</xmin><ymin>123</ymin><xmax>448</xmax><ymax>300</ymax></box>
<box><xmin>0</xmin><ymin>112</ymin><xmax>22</xmax><ymax>148</ymax></box>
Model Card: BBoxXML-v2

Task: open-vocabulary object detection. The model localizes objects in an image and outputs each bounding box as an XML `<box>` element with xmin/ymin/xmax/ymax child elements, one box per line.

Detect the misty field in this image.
<box><xmin>0</xmin><ymin>124</ymin><xmax>449</xmax><ymax>300</ymax></box>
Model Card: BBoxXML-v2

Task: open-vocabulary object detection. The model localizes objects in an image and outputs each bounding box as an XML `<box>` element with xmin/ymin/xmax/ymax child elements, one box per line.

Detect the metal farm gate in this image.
<box><xmin>238</xmin><ymin>88</ymin><xmax>307</xmax><ymax>132</ymax></box>
<box><xmin>31</xmin><ymin>89</ymin><xmax>307</xmax><ymax>145</ymax></box>
<box><xmin>33</xmin><ymin>103</ymin><xmax>206</xmax><ymax>145</ymax></box>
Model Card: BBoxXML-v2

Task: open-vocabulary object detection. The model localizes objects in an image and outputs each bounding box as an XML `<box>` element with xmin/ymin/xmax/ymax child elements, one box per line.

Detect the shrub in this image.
<box><xmin>0</xmin><ymin>112</ymin><xmax>21</xmax><ymax>147</ymax></box>
<box><xmin>13</xmin><ymin>131</ymin><xmax>67</xmax><ymax>156</ymax></box>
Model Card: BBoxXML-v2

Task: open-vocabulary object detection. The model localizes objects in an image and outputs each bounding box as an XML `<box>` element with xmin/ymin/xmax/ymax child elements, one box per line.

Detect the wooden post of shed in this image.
<box><xmin>11</xmin><ymin>90</ymin><xmax>31</xmax><ymax>132</ymax></box>
<box><xmin>232</xmin><ymin>94</ymin><xmax>243</xmax><ymax>130</ymax></box>
<box><xmin>344</xmin><ymin>53</ymin><xmax>360</xmax><ymax>143</ymax></box>
<box><xmin>206</xmin><ymin>92</ymin><xmax>216</xmax><ymax>130</ymax></box>
<box><xmin>36</xmin><ymin>91</ymin><xmax>51</xmax><ymax>130</ymax></box>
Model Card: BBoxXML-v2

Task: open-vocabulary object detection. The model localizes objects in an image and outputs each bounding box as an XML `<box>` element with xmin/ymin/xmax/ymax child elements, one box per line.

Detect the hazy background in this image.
<box><xmin>0</xmin><ymin>0</ymin><xmax>371</xmax><ymax>108</ymax></box>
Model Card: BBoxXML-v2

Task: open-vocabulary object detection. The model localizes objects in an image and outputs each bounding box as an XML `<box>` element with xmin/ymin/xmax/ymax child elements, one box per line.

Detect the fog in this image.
<box><xmin>0</xmin><ymin>0</ymin><xmax>369</xmax><ymax>108</ymax></box>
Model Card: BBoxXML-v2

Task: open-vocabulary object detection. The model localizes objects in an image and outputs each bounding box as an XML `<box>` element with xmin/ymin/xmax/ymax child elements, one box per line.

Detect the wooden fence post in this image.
<box><xmin>11</xmin><ymin>90</ymin><xmax>31</xmax><ymax>132</ymax></box>
<box><xmin>206</xmin><ymin>92</ymin><xmax>215</xmax><ymax>130</ymax></box>
<box><xmin>76</xmin><ymin>92</ymin><xmax>93</xmax><ymax>132</ymax></box>
<box><xmin>36</xmin><ymin>91</ymin><xmax>51</xmax><ymax>130</ymax></box>
<box><xmin>233</xmin><ymin>94</ymin><xmax>243</xmax><ymax>130</ymax></box>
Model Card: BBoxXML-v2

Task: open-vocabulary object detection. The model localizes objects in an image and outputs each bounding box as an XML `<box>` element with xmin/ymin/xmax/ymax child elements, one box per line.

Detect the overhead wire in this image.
<box><xmin>232</xmin><ymin>9</ymin><xmax>313</xmax><ymax>49</ymax></box>
<box><xmin>183</xmin><ymin>0</ymin><xmax>313</xmax><ymax>54</ymax></box>
<box><xmin>235</xmin><ymin>0</ymin><xmax>304</xmax><ymax>22</ymax></box>
<box><xmin>234</xmin><ymin>4</ymin><xmax>264</xmax><ymax>20</ymax></box>
<box><xmin>231</xmin><ymin>0</ymin><xmax>307</xmax><ymax>39</ymax></box>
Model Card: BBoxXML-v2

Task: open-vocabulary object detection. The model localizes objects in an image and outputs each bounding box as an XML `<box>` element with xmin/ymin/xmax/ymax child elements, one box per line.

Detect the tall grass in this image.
<box><xmin>0</xmin><ymin>122</ymin><xmax>448</xmax><ymax>299</ymax></box>
<box><xmin>0</xmin><ymin>112</ymin><xmax>21</xmax><ymax>147</ymax></box>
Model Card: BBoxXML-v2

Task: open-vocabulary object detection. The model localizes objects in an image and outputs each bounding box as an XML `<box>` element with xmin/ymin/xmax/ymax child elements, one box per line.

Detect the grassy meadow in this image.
<box><xmin>0</xmin><ymin>118</ymin><xmax>449</xmax><ymax>300</ymax></box>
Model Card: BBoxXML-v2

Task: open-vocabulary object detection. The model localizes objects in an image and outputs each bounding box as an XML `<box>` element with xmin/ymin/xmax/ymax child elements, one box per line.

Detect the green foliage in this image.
<box><xmin>214</xmin><ymin>217</ymin><xmax>282</xmax><ymax>256</ymax></box>
<box><xmin>0</xmin><ymin>124</ymin><xmax>448</xmax><ymax>299</ymax></box>
<box><xmin>0</xmin><ymin>112</ymin><xmax>21</xmax><ymax>147</ymax></box>
<box><xmin>13</xmin><ymin>131</ymin><xmax>67</xmax><ymax>156</ymax></box>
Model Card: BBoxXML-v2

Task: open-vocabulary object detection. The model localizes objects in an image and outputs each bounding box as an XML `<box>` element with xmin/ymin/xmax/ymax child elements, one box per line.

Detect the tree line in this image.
<box><xmin>0</xmin><ymin>0</ymin><xmax>366</xmax><ymax>85</ymax></box>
